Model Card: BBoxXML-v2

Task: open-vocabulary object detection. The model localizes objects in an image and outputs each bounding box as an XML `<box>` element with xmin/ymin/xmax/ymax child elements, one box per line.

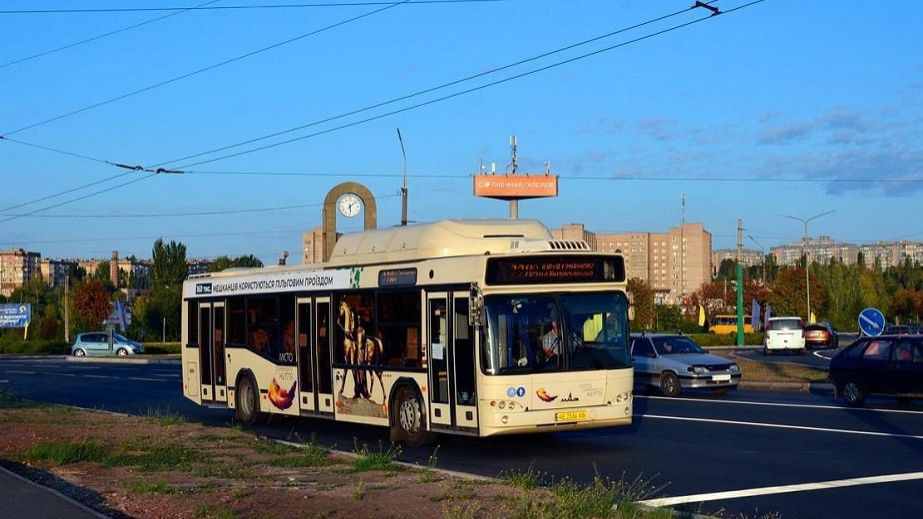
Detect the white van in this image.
<box><xmin>764</xmin><ymin>317</ymin><xmax>805</xmax><ymax>355</ymax></box>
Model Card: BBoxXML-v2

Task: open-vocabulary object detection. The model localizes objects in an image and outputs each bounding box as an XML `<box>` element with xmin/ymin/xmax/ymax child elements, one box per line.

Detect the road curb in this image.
<box><xmin>0</xmin><ymin>355</ymin><xmax>67</xmax><ymax>360</ymax></box>
<box><xmin>739</xmin><ymin>381</ymin><xmax>834</xmax><ymax>393</ymax></box>
<box><xmin>64</xmin><ymin>356</ymin><xmax>180</xmax><ymax>365</ymax></box>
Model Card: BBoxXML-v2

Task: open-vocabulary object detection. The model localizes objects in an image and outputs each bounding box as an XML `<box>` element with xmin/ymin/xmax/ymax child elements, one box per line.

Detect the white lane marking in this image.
<box><xmin>4</xmin><ymin>370</ymin><xmax>36</xmax><ymax>374</ymax></box>
<box><xmin>84</xmin><ymin>375</ymin><xmax>117</xmax><ymax>379</ymax></box>
<box><xmin>637</xmin><ymin>471</ymin><xmax>923</xmax><ymax>507</ymax></box>
<box><xmin>814</xmin><ymin>349</ymin><xmax>836</xmax><ymax>360</ymax></box>
<box><xmin>636</xmin><ymin>395</ymin><xmax>923</xmax><ymax>415</ymax></box>
<box><xmin>152</xmin><ymin>373</ymin><xmax>178</xmax><ymax>377</ymax></box>
<box><xmin>127</xmin><ymin>377</ymin><xmax>165</xmax><ymax>382</ymax></box>
<box><xmin>641</xmin><ymin>414</ymin><xmax>923</xmax><ymax>440</ymax></box>
<box><xmin>0</xmin><ymin>380</ymin><xmax>8</xmax><ymax>383</ymax></box>
<box><xmin>48</xmin><ymin>373</ymin><xmax>77</xmax><ymax>377</ymax></box>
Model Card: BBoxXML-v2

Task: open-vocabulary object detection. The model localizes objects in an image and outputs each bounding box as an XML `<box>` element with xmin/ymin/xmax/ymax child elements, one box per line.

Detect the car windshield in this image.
<box><xmin>652</xmin><ymin>337</ymin><xmax>704</xmax><ymax>355</ymax></box>
<box><xmin>482</xmin><ymin>291</ymin><xmax>630</xmax><ymax>374</ymax></box>
<box><xmin>769</xmin><ymin>319</ymin><xmax>802</xmax><ymax>331</ymax></box>
<box><xmin>114</xmin><ymin>334</ymin><xmax>130</xmax><ymax>342</ymax></box>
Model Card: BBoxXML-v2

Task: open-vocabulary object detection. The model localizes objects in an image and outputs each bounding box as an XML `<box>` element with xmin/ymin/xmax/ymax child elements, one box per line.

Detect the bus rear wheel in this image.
<box><xmin>235</xmin><ymin>375</ymin><xmax>264</xmax><ymax>425</ymax></box>
<box><xmin>393</xmin><ymin>386</ymin><xmax>435</xmax><ymax>447</ymax></box>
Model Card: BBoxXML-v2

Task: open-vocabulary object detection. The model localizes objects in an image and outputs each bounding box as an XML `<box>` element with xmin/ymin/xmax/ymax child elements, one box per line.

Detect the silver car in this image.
<box><xmin>630</xmin><ymin>333</ymin><xmax>740</xmax><ymax>397</ymax></box>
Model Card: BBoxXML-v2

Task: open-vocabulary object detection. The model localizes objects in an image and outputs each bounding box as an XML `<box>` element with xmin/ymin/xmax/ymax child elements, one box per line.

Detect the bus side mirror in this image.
<box><xmin>469</xmin><ymin>284</ymin><xmax>484</xmax><ymax>327</ymax></box>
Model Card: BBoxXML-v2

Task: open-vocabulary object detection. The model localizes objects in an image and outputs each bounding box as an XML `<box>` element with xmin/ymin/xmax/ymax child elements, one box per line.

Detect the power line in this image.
<box><xmin>0</xmin><ymin>170</ymin><xmax>137</xmax><ymax>214</ymax></box>
<box><xmin>1</xmin><ymin>0</ymin><xmax>411</xmax><ymax>137</ymax></box>
<box><xmin>0</xmin><ymin>0</ymin><xmax>221</xmax><ymax>70</ymax></box>
<box><xmin>168</xmin><ymin>0</ymin><xmax>765</xmax><ymax>169</ymax></box>
<box><xmin>0</xmin><ymin>135</ymin><xmax>112</xmax><ymax>165</ymax></box>
<box><xmin>0</xmin><ymin>193</ymin><xmax>400</xmax><ymax>219</ymax></box>
<box><xmin>182</xmin><ymin>169</ymin><xmax>923</xmax><ymax>184</ymax></box>
<box><xmin>153</xmin><ymin>1</ymin><xmax>719</xmax><ymax>168</ymax></box>
<box><xmin>0</xmin><ymin>0</ymin><xmax>509</xmax><ymax>15</ymax></box>
<box><xmin>0</xmin><ymin>228</ymin><xmax>304</xmax><ymax>247</ymax></box>
<box><xmin>0</xmin><ymin>174</ymin><xmax>157</xmax><ymax>225</ymax></box>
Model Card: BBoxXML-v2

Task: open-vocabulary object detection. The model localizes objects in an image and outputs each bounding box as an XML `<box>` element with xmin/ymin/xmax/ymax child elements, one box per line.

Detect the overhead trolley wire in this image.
<box><xmin>0</xmin><ymin>193</ymin><xmax>401</xmax><ymax>219</ymax></box>
<box><xmin>1</xmin><ymin>0</ymin><xmax>411</xmax><ymax>137</ymax></box>
<box><xmin>163</xmin><ymin>1</ymin><xmax>767</xmax><ymax>170</ymax></box>
<box><xmin>181</xmin><ymin>169</ymin><xmax>923</xmax><ymax>184</ymax></box>
<box><xmin>0</xmin><ymin>0</ymin><xmax>221</xmax><ymax>70</ymax></box>
<box><xmin>153</xmin><ymin>0</ymin><xmax>723</xmax><ymax>168</ymax></box>
<box><xmin>0</xmin><ymin>0</ymin><xmax>509</xmax><ymax>15</ymax></box>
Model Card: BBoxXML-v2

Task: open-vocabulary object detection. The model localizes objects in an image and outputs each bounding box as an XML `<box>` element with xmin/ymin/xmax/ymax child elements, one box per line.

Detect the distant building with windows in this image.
<box><xmin>0</xmin><ymin>248</ymin><xmax>42</xmax><ymax>297</ymax></box>
<box><xmin>552</xmin><ymin>223</ymin><xmax>712</xmax><ymax>305</ymax></box>
<box><xmin>769</xmin><ymin>237</ymin><xmax>922</xmax><ymax>268</ymax></box>
<box><xmin>40</xmin><ymin>258</ymin><xmax>74</xmax><ymax>289</ymax></box>
<box><xmin>712</xmin><ymin>248</ymin><xmax>765</xmax><ymax>269</ymax></box>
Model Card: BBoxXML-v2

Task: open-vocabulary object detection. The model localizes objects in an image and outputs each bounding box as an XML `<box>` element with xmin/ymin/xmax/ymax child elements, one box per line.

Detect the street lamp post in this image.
<box><xmin>780</xmin><ymin>210</ymin><xmax>834</xmax><ymax>323</ymax></box>
<box><xmin>748</xmin><ymin>235</ymin><xmax>766</xmax><ymax>282</ymax></box>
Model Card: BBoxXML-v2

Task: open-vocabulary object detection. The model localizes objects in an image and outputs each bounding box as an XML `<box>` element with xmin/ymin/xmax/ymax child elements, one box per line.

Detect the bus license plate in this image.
<box><xmin>712</xmin><ymin>374</ymin><xmax>731</xmax><ymax>382</ymax></box>
<box><xmin>555</xmin><ymin>410</ymin><xmax>588</xmax><ymax>422</ymax></box>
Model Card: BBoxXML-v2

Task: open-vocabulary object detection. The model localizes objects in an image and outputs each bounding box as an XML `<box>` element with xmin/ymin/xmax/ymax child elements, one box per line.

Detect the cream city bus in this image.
<box><xmin>181</xmin><ymin>219</ymin><xmax>633</xmax><ymax>445</ymax></box>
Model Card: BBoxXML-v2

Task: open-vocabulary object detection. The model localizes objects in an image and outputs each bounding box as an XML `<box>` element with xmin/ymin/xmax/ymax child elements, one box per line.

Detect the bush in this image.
<box><xmin>0</xmin><ymin>339</ymin><xmax>70</xmax><ymax>355</ymax></box>
<box><xmin>143</xmin><ymin>343</ymin><xmax>181</xmax><ymax>355</ymax></box>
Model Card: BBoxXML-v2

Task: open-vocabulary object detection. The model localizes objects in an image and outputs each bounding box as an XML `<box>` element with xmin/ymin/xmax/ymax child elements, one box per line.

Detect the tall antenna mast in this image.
<box><xmin>509</xmin><ymin>135</ymin><xmax>518</xmax><ymax>219</ymax></box>
<box><xmin>397</xmin><ymin>128</ymin><xmax>408</xmax><ymax>226</ymax></box>
<box><xmin>680</xmin><ymin>193</ymin><xmax>686</xmax><ymax>302</ymax></box>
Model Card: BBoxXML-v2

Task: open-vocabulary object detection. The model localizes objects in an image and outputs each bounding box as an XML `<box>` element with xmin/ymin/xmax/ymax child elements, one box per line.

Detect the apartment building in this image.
<box><xmin>769</xmin><ymin>237</ymin><xmax>922</xmax><ymax>268</ymax></box>
<box><xmin>0</xmin><ymin>248</ymin><xmax>42</xmax><ymax>297</ymax></box>
<box><xmin>39</xmin><ymin>258</ymin><xmax>73</xmax><ymax>288</ymax></box>
<box><xmin>552</xmin><ymin>223</ymin><xmax>712</xmax><ymax>305</ymax></box>
<box><xmin>712</xmin><ymin>248</ymin><xmax>765</xmax><ymax>270</ymax></box>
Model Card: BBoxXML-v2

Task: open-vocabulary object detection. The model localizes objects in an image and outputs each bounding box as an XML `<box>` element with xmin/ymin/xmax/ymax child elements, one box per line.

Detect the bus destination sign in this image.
<box><xmin>485</xmin><ymin>256</ymin><xmax>625</xmax><ymax>285</ymax></box>
<box><xmin>379</xmin><ymin>268</ymin><xmax>418</xmax><ymax>287</ymax></box>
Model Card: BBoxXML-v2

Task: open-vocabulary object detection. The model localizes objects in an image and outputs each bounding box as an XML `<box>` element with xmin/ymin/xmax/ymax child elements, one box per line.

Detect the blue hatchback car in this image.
<box><xmin>71</xmin><ymin>332</ymin><xmax>144</xmax><ymax>357</ymax></box>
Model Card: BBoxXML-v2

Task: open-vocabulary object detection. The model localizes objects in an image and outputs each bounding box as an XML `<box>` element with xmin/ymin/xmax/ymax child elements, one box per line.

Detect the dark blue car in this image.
<box><xmin>829</xmin><ymin>335</ymin><xmax>923</xmax><ymax>407</ymax></box>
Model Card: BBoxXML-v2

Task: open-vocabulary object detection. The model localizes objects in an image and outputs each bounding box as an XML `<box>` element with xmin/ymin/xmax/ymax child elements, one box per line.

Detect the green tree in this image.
<box><xmin>768</xmin><ymin>267</ymin><xmax>825</xmax><ymax>318</ymax></box>
<box><xmin>148</xmin><ymin>239</ymin><xmax>187</xmax><ymax>341</ymax></box>
<box><xmin>717</xmin><ymin>259</ymin><xmax>736</xmax><ymax>280</ymax></box>
<box><xmin>627</xmin><ymin>278</ymin><xmax>654</xmax><ymax>330</ymax></box>
<box><xmin>207</xmin><ymin>254</ymin><xmax>264</xmax><ymax>273</ymax></box>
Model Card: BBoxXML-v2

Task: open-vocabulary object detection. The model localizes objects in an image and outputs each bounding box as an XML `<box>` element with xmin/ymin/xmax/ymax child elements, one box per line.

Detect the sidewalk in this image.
<box><xmin>0</xmin><ymin>465</ymin><xmax>105</xmax><ymax>519</ymax></box>
<box><xmin>739</xmin><ymin>381</ymin><xmax>834</xmax><ymax>393</ymax></box>
<box><xmin>65</xmin><ymin>355</ymin><xmax>180</xmax><ymax>365</ymax></box>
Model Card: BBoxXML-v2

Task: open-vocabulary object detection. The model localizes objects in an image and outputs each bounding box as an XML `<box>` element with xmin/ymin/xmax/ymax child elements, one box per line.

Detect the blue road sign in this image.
<box><xmin>0</xmin><ymin>304</ymin><xmax>31</xmax><ymax>328</ymax></box>
<box><xmin>858</xmin><ymin>307</ymin><xmax>885</xmax><ymax>337</ymax></box>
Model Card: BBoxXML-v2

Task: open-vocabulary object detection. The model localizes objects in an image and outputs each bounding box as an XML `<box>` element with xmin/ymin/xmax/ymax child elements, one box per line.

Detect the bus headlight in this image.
<box><xmin>498</xmin><ymin>401</ymin><xmax>506</xmax><ymax>409</ymax></box>
<box><xmin>500</xmin><ymin>415</ymin><xmax>509</xmax><ymax>424</ymax></box>
<box><xmin>615</xmin><ymin>391</ymin><xmax>632</xmax><ymax>403</ymax></box>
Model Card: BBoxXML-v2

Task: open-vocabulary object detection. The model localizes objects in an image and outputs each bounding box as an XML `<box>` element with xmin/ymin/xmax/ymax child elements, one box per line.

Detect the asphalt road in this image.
<box><xmin>3</xmin><ymin>357</ymin><xmax>923</xmax><ymax>519</ymax></box>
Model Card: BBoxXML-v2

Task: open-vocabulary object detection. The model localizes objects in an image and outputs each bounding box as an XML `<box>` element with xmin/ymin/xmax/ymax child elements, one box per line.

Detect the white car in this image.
<box><xmin>763</xmin><ymin>317</ymin><xmax>805</xmax><ymax>355</ymax></box>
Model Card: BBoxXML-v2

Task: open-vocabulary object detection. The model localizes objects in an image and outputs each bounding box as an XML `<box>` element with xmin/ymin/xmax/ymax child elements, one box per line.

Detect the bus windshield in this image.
<box><xmin>482</xmin><ymin>291</ymin><xmax>630</xmax><ymax>375</ymax></box>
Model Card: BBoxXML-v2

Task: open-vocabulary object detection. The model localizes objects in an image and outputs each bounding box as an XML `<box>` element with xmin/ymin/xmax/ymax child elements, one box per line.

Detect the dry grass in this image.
<box><xmin>713</xmin><ymin>350</ymin><xmax>828</xmax><ymax>383</ymax></box>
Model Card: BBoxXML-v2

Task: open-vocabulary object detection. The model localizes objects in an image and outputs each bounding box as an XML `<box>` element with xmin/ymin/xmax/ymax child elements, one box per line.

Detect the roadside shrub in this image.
<box><xmin>0</xmin><ymin>340</ymin><xmax>70</xmax><ymax>355</ymax></box>
<box><xmin>144</xmin><ymin>342</ymin><xmax>181</xmax><ymax>354</ymax></box>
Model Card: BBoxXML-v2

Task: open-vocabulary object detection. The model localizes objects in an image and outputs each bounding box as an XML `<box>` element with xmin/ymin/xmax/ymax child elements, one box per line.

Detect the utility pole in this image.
<box><xmin>781</xmin><ymin>210</ymin><xmax>834</xmax><ymax>323</ymax></box>
<box><xmin>736</xmin><ymin>218</ymin><xmax>744</xmax><ymax>346</ymax></box>
<box><xmin>64</xmin><ymin>273</ymin><xmax>70</xmax><ymax>343</ymax></box>
<box><xmin>680</xmin><ymin>194</ymin><xmax>686</xmax><ymax>303</ymax></box>
<box><xmin>397</xmin><ymin>128</ymin><xmax>408</xmax><ymax>226</ymax></box>
<box><xmin>509</xmin><ymin>136</ymin><xmax>518</xmax><ymax>220</ymax></box>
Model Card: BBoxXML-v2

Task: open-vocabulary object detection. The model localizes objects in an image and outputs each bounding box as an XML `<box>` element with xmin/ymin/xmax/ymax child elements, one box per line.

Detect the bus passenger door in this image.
<box><xmin>315</xmin><ymin>298</ymin><xmax>335</xmax><ymax>414</ymax></box>
<box><xmin>452</xmin><ymin>293</ymin><xmax>478</xmax><ymax>431</ymax></box>
<box><xmin>198</xmin><ymin>302</ymin><xmax>227</xmax><ymax>403</ymax></box>
<box><xmin>296</xmin><ymin>298</ymin><xmax>315</xmax><ymax>412</ymax></box>
<box><xmin>427</xmin><ymin>293</ymin><xmax>452</xmax><ymax>428</ymax></box>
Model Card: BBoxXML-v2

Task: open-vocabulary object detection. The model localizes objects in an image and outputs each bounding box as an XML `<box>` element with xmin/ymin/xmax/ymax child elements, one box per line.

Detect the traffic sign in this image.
<box><xmin>858</xmin><ymin>307</ymin><xmax>885</xmax><ymax>337</ymax></box>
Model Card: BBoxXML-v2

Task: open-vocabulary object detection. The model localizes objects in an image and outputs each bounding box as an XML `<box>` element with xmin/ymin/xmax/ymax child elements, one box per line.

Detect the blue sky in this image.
<box><xmin>1</xmin><ymin>0</ymin><xmax>921</xmax><ymax>263</ymax></box>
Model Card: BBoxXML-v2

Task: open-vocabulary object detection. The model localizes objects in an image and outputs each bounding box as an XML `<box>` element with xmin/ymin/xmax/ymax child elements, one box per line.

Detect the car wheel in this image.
<box><xmin>73</xmin><ymin>348</ymin><xmax>86</xmax><ymax>357</ymax></box>
<box><xmin>235</xmin><ymin>376</ymin><xmax>264</xmax><ymax>425</ymax></box>
<box><xmin>841</xmin><ymin>377</ymin><xmax>866</xmax><ymax>408</ymax></box>
<box><xmin>659</xmin><ymin>372</ymin><xmax>682</xmax><ymax>397</ymax></box>
<box><xmin>393</xmin><ymin>386</ymin><xmax>436</xmax><ymax>447</ymax></box>
<box><xmin>116</xmin><ymin>348</ymin><xmax>128</xmax><ymax>356</ymax></box>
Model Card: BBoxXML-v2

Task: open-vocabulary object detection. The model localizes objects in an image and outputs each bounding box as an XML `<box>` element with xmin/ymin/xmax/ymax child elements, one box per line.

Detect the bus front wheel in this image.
<box><xmin>392</xmin><ymin>386</ymin><xmax>435</xmax><ymax>447</ymax></box>
<box><xmin>235</xmin><ymin>375</ymin><xmax>264</xmax><ymax>425</ymax></box>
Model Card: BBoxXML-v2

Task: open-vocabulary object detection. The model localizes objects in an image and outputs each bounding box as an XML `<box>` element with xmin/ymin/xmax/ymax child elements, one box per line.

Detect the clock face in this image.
<box><xmin>338</xmin><ymin>194</ymin><xmax>361</xmax><ymax>218</ymax></box>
